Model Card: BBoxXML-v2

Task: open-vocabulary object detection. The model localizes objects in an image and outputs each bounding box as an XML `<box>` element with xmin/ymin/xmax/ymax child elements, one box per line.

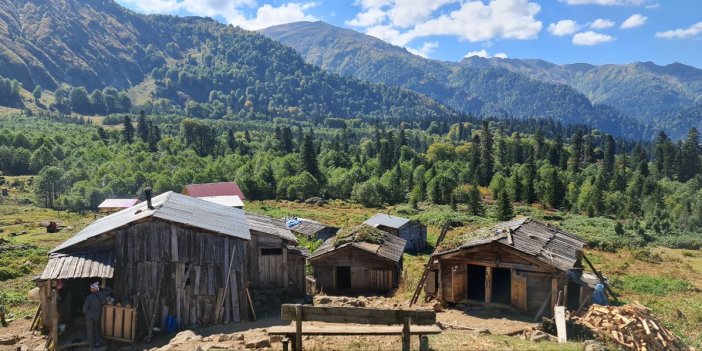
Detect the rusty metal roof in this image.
<box><xmin>40</xmin><ymin>251</ymin><xmax>115</xmax><ymax>280</ymax></box>
<box><xmin>184</xmin><ymin>182</ymin><xmax>246</xmax><ymax>199</ymax></box>
<box><xmin>309</xmin><ymin>231</ymin><xmax>406</xmax><ymax>263</ymax></box>
<box><xmin>434</xmin><ymin>218</ymin><xmax>586</xmax><ymax>271</ymax></box>
<box><xmin>364</xmin><ymin>213</ymin><xmax>412</xmax><ymax>229</ymax></box>
<box><xmin>52</xmin><ymin>192</ymin><xmax>250</xmax><ymax>253</ymax></box>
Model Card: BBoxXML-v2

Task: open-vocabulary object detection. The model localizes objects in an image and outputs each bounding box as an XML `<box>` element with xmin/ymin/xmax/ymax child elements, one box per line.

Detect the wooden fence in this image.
<box><xmin>102</xmin><ymin>303</ymin><xmax>136</xmax><ymax>343</ymax></box>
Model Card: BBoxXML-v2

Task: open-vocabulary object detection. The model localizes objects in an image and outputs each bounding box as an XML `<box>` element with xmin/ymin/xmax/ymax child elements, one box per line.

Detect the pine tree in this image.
<box><xmin>33</xmin><ymin>85</ymin><xmax>42</xmax><ymax>100</ymax></box>
<box><xmin>512</xmin><ymin>171</ymin><xmax>523</xmax><ymax>203</ymax></box>
<box><xmin>122</xmin><ymin>116</ymin><xmax>134</xmax><ymax>144</ymax></box>
<box><xmin>495</xmin><ymin>189</ymin><xmax>514</xmax><ymax>221</ymax></box>
<box><xmin>147</xmin><ymin>122</ymin><xmax>161</xmax><ymax>152</ymax></box>
<box><xmin>603</xmin><ymin>135</ymin><xmax>616</xmax><ymax>181</ymax></box>
<box><xmin>534</xmin><ymin>128</ymin><xmax>545</xmax><ymax>160</ymax></box>
<box><xmin>478</xmin><ymin>121</ymin><xmax>494</xmax><ymax>186</ymax></box>
<box><xmin>569</xmin><ymin>130</ymin><xmax>583</xmax><ymax>173</ymax></box>
<box><xmin>227</xmin><ymin>129</ymin><xmax>237</xmax><ymax>152</ymax></box>
<box><xmin>137</xmin><ymin>111</ymin><xmax>149</xmax><ymax>142</ymax></box>
<box><xmin>513</xmin><ymin>132</ymin><xmax>523</xmax><ymax>164</ymax></box>
<box><xmin>467</xmin><ymin>183</ymin><xmax>484</xmax><ymax>216</ymax></box>
<box><xmin>524</xmin><ymin>162</ymin><xmax>537</xmax><ymax>203</ymax></box>
<box><xmin>679</xmin><ymin>128</ymin><xmax>700</xmax><ymax>182</ymax></box>
<box><xmin>300</xmin><ymin>130</ymin><xmax>319</xmax><ymax>178</ymax></box>
<box><xmin>97</xmin><ymin>126</ymin><xmax>108</xmax><ymax>143</ymax></box>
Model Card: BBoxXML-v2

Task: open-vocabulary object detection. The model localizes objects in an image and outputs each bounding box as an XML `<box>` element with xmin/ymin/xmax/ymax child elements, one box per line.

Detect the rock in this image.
<box><xmin>530</xmin><ymin>330</ymin><xmax>549</xmax><ymax>342</ymax></box>
<box><xmin>170</xmin><ymin>330</ymin><xmax>201</xmax><ymax>344</ymax></box>
<box><xmin>217</xmin><ymin>334</ymin><xmax>230</xmax><ymax>342</ymax></box>
<box><xmin>245</xmin><ymin>338</ymin><xmax>271</xmax><ymax>349</ymax></box>
<box><xmin>269</xmin><ymin>335</ymin><xmax>283</xmax><ymax>343</ymax></box>
<box><xmin>432</xmin><ymin>302</ymin><xmax>443</xmax><ymax>312</ymax></box>
<box><xmin>303</xmin><ymin>336</ymin><xmax>311</xmax><ymax>341</ymax></box>
<box><xmin>235</xmin><ymin>334</ymin><xmax>245</xmax><ymax>341</ymax></box>
<box><xmin>315</xmin><ymin>296</ymin><xmax>331</xmax><ymax>305</ymax></box>
<box><xmin>473</xmin><ymin>328</ymin><xmax>491</xmax><ymax>335</ymax></box>
<box><xmin>202</xmin><ymin>337</ymin><xmax>212</xmax><ymax>342</ymax></box>
<box><xmin>0</xmin><ymin>334</ymin><xmax>18</xmax><ymax>345</ymax></box>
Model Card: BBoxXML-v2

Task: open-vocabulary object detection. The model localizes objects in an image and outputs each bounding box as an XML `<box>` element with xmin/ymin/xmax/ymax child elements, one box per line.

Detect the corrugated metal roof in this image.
<box><xmin>52</xmin><ymin>192</ymin><xmax>250</xmax><ymax>253</ymax></box>
<box><xmin>184</xmin><ymin>182</ymin><xmax>246</xmax><ymax>199</ymax></box>
<box><xmin>97</xmin><ymin>198</ymin><xmax>138</xmax><ymax>208</ymax></box>
<box><xmin>246</xmin><ymin>212</ymin><xmax>298</xmax><ymax>244</ymax></box>
<box><xmin>364</xmin><ymin>213</ymin><xmax>412</xmax><ymax>229</ymax></box>
<box><xmin>309</xmin><ymin>231</ymin><xmax>406</xmax><ymax>263</ymax></box>
<box><xmin>199</xmin><ymin>195</ymin><xmax>244</xmax><ymax>208</ymax></box>
<box><xmin>435</xmin><ymin>218</ymin><xmax>586</xmax><ymax>271</ymax></box>
<box><xmin>41</xmin><ymin>251</ymin><xmax>115</xmax><ymax>280</ymax></box>
<box><xmin>277</xmin><ymin>218</ymin><xmax>336</xmax><ymax>237</ymax></box>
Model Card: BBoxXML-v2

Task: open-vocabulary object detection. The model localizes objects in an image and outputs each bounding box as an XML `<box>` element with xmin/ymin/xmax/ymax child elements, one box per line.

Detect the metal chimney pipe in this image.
<box><xmin>145</xmin><ymin>187</ymin><xmax>154</xmax><ymax>210</ymax></box>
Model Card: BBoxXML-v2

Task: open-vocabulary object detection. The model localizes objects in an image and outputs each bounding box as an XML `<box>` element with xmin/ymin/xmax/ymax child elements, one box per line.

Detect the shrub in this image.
<box><xmin>633</xmin><ymin>248</ymin><xmax>662</xmax><ymax>264</ymax></box>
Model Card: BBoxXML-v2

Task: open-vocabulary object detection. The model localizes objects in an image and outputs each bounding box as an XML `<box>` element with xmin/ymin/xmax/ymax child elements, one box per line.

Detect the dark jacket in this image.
<box><xmin>83</xmin><ymin>287</ymin><xmax>112</xmax><ymax>320</ymax></box>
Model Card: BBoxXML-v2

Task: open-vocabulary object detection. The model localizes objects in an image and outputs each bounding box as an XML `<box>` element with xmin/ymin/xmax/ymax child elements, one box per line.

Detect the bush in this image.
<box><xmin>0</xmin><ymin>266</ymin><xmax>22</xmax><ymax>280</ymax></box>
<box><xmin>656</xmin><ymin>235</ymin><xmax>702</xmax><ymax>250</ymax></box>
<box><xmin>633</xmin><ymin>248</ymin><xmax>662</xmax><ymax>264</ymax></box>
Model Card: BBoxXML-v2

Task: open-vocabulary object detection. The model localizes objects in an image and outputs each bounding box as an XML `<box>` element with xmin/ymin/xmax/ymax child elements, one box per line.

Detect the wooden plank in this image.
<box><xmin>283</xmin><ymin>247</ymin><xmax>289</xmax><ymax>290</ymax></box>
<box><xmin>268</xmin><ymin>325</ymin><xmax>443</xmax><ymax>335</ymax></box>
<box><xmin>402</xmin><ymin>318</ymin><xmax>410</xmax><ymax>351</ymax></box>
<box><xmin>295</xmin><ymin>305</ymin><xmax>302</xmax><ymax>351</ymax></box>
<box><xmin>485</xmin><ymin>266</ymin><xmax>493</xmax><ymax>304</ymax></box>
<box><xmin>280</xmin><ymin>305</ymin><xmax>437</xmax><ymax>326</ymax></box>
<box><xmin>554</xmin><ymin>306</ymin><xmax>567</xmax><ymax>343</ymax></box>
<box><xmin>171</xmin><ymin>224</ymin><xmax>178</xmax><ymax>262</ymax></box>
<box><xmin>194</xmin><ymin>266</ymin><xmax>201</xmax><ymax>295</ymax></box>
<box><xmin>114</xmin><ymin>306</ymin><xmax>124</xmax><ymax>341</ymax></box>
<box><xmin>510</xmin><ymin>270</ymin><xmax>527</xmax><ymax>312</ymax></box>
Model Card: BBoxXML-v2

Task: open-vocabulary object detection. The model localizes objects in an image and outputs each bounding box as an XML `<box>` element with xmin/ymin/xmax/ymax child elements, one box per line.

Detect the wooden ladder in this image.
<box><xmin>409</xmin><ymin>224</ymin><xmax>449</xmax><ymax>307</ymax></box>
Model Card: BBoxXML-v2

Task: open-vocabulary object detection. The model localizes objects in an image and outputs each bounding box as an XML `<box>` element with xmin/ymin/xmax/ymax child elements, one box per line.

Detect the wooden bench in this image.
<box><xmin>268</xmin><ymin>304</ymin><xmax>442</xmax><ymax>351</ymax></box>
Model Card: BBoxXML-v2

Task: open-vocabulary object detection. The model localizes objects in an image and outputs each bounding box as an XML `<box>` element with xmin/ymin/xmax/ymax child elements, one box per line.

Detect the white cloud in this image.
<box><xmin>591</xmin><ymin>18</ymin><xmax>615</xmax><ymax>29</ymax></box>
<box><xmin>117</xmin><ymin>0</ymin><xmax>316</xmax><ymax>30</ymax></box>
<box><xmin>352</xmin><ymin>0</ymin><xmax>542</xmax><ymax>47</ymax></box>
<box><xmin>407</xmin><ymin>41</ymin><xmax>439</xmax><ymax>58</ymax></box>
<box><xmin>572</xmin><ymin>31</ymin><xmax>615</xmax><ymax>45</ymax></box>
<box><xmin>655</xmin><ymin>22</ymin><xmax>702</xmax><ymax>39</ymax></box>
<box><xmin>464</xmin><ymin>49</ymin><xmax>508</xmax><ymax>59</ymax></box>
<box><xmin>548</xmin><ymin>20</ymin><xmax>579</xmax><ymax>36</ymax></box>
<box><xmin>560</xmin><ymin>0</ymin><xmax>645</xmax><ymax>5</ymax></box>
<box><xmin>621</xmin><ymin>14</ymin><xmax>647</xmax><ymax>29</ymax></box>
<box><xmin>346</xmin><ymin>7</ymin><xmax>387</xmax><ymax>27</ymax></box>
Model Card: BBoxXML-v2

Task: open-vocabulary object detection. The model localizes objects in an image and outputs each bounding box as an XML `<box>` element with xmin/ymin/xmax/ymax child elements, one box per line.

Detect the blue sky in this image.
<box><xmin>116</xmin><ymin>0</ymin><xmax>702</xmax><ymax>67</ymax></box>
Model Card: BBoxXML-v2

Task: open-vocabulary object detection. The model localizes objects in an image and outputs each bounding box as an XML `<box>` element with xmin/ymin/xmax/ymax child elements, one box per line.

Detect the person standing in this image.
<box><xmin>83</xmin><ymin>282</ymin><xmax>111</xmax><ymax>348</ymax></box>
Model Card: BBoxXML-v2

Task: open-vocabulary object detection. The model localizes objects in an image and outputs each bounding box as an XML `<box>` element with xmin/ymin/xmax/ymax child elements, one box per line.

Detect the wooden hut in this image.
<box><xmin>245</xmin><ymin>213</ymin><xmax>307</xmax><ymax>294</ymax></box>
<box><xmin>37</xmin><ymin>192</ymin><xmax>251</xmax><ymax>344</ymax></box>
<box><xmin>364</xmin><ymin>214</ymin><xmax>427</xmax><ymax>252</ymax></box>
<box><xmin>425</xmin><ymin>218</ymin><xmax>600</xmax><ymax>317</ymax></box>
<box><xmin>97</xmin><ymin>198</ymin><xmax>138</xmax><ymax>214</ymax></box>
<box><xmin>308</xmin><ymin>225</ymin><xmax>406</xmax><ymax>294</ymax></box>
<box><xmin>277</xmin><ymin>217</ymin><xmax>338</xmax><ymax>241</ymax></box>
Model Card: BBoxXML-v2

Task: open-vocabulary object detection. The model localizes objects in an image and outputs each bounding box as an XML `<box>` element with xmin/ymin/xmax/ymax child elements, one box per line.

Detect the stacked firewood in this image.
<box><xmin>574</xmin><ymin>303</ymin><xmax>688</xmax><ymax>351</ymax></box>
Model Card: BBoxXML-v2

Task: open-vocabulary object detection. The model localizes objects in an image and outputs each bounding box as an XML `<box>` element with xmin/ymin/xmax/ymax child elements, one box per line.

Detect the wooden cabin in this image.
<box><xmin>245</xmin><ymin>212</ymin><xmax>307</xmax><ymax>294</ymax></box>
<box><xmin>364</xmin><ymin>214</ymin><xmax>427</xmax><ymax>252</ymax></box>
<box><xmin>425</xmin><ymin>218</ymin><xmax>600</xmax><ymax>317</ymax></box>
<box><xmin>308</xmin><ymin>225</ymin><xmax>406</xmax><ymax>294</ymax></box>
<box><xmin>278</xmin><ymin>217</ymin><xmax>338</xmax><ymax>241</ymax></box>
<box><xmin>37</xmin><ymin>192</ymin><xmax>251</xmax><ymax>344</ymax></box>
<box><xmin>97</xmin><ymin>198</ymin><xmax>138</xmax><ymax>214</ymax></box>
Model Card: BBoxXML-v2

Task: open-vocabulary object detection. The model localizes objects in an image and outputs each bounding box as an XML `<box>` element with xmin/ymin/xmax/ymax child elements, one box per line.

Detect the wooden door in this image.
<box><xmin>369</xmin><ymin>269</ymin><xmax>393</xmax><ymax>291</ymax></box>
<box><xmin>450</xmin><ymin>265</ymin><xmax>466</xmax><ymax>303</ymax></box>
<box><xmin>259</xmin><ymin>248</ymin><xmax>283</xmax><ymax>287</ymax></box>
<box><xmin>511</xmin><ymin>270</ymin><xmax>528</xmax><ymax>312</ymax></box>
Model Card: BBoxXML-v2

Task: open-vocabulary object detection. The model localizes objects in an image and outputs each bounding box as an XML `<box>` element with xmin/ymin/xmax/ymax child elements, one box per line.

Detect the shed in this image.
<box><xmin>278</xmin><ymin>217</ymin><xmax>339</xmax><ymax>241</ymax></box>
<box><xmin>97</xmin><ymin>198</ymin><xmax>138</xmax><ymax>214</ymax></box>
<box><xmin>183</xmin><ymin>181</ymin><xmax>246</xmax><ymax>200</ymax></box>
<box><xmin>245</xmin><ymin>212</ymin><xmax>307</xmax><ymax>294</ymax></box>
<box><xmin>37</xmin><ymin>192</ymin><xmax>251</xmax><ymax>343</ymax></box>
<box><xmin>425</xmin><ymin>218</ymin><xmax>600</xmax><ymax>316</ymax></box>
<box><xmin>364</xmin><ymin>214</ymin><xmax>427</xmax><ymax>252</ymax></box>
<box><xmin>308</xmin><ymin>225</ymin><xmax>406</xmax><ymax>294</ymax></box>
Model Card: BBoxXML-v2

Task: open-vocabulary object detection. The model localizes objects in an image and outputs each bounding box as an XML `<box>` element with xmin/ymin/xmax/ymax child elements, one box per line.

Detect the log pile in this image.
<box><xmin>574</xmin><ymin>303</ymin><xmax>688</xmax><ymax>351</ymax></box>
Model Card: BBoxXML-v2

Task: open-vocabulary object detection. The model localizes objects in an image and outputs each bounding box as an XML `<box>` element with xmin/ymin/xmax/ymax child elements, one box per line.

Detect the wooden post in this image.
<box><xmin>401</xmin><ymin>317</ymin><xmax>411</xmax><ymax>351</ymax></box>
<box><xmin>283</xmin><ymin>246</ymin><xmax>289</xmax><ymax>291</ymax></box>
<box><xmin>554</xmin><ymin>306</ymin><xmax>567</xmax><ymax>343</ymax></box>
<box><xmin>295</xmin><ymin>304</ymin><xmax>302</xmax><ymax>351</ymax></box>
<box><xmin>551</xmin><ymin>278</ymin><xmax>559</xmax><ymax>311</ymax></box>
<box><xmin>484</xmin><ymin>267</ymin><xmax>493</xmax><ymax>304</ymax></box>
<box><xmin>146</xmin><ymin>265</ymin><xmax>164</xmax><ymax>342</ymax></box>
<box><xmin>419</xmin><ymin>335</ymin><xmax>429</xmax><ymax>351</ymax></box>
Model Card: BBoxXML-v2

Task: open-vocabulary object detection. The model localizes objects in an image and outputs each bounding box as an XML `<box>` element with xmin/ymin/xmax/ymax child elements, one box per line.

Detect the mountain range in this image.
<box><xmin>0</xmin><ymin>0</ymin><xmax>450</xmax><ymax>122</ymax></box>
<box><xmin>261</xmin><ymin>21</ymin><xmax>702</xmax><ymax>139</ymax></box>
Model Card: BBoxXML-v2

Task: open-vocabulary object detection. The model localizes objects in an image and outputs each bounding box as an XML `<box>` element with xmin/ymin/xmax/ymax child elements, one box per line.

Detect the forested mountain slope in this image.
<box><xmin>0</xmin><ymin>0</ymin><xmax>451</xmax><ymax>122</ymax></box>
<box><xmin>261</xmin><ymin>21</ymin><xmax>698</xmax><ymax>139</ymax></box>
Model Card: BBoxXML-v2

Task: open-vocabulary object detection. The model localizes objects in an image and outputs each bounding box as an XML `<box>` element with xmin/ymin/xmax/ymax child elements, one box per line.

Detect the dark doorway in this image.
<box><xmin>336</xmin><ymin>266</ymin><xmax>351</xmax><ymax>290</ymax></box>
<box><xmin>467</xmin><ymin>265</ymin><xmax>486</xmax><ymax>301</ymax></box>
<box><xmin>491</xmin><ymin>268</ymin><xmax>511</xmax><ymax>304</ymax></box>
<box><xmin>566</xmin><ymin>281</ymin><xmax>582</xmax><ymax>310</ymax></box>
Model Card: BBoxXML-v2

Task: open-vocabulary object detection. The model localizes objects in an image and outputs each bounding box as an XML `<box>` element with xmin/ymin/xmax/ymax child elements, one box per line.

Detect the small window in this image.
<box><xmin>261</xmin><ymin>248</ymin><xmax>283</xmax><ymax>256</ymax></box>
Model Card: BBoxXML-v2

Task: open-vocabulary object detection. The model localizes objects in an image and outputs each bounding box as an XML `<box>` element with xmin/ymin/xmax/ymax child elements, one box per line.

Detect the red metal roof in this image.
<box><xmin>184</xmin><ymin>182</ymin><xmax>246</xmax><ymax>199</ymax></box>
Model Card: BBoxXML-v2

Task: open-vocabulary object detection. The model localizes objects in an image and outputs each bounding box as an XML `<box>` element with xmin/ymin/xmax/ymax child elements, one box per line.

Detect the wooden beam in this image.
<box><xmin>554</xmin><ymin>306</ymin><xmax>567</xmax><ymax>343</ymax></box>
<box><xmin>582</xmin><ymin>253</ymin><xmax>618</xmax><ymax>301</ymax></box>
<box><xmin>295</xmin><ymin>304</ymin><xmax>302</xmax><ymax>351</ymax></box>
<box><xmin>401</xmin><ymin>317</ymin><xmax>410</xmax><ymax>351</ymax></box>
<box><xmin>280</xmin><ymin>305</ymin><xmax>436</xmax><ymax>326</ymax></box>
